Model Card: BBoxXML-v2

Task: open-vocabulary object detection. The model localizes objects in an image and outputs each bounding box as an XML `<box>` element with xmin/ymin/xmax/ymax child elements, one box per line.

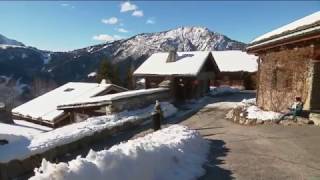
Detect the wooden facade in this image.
<box><xmin>135</xmin><ymin>53</ymin><xmax>219</xmax><ymax>101</ymax></box>
<box><xmin>213</xmin><ymin>71</ymin><xmax>257</xmax><ymax>90</ymax></box>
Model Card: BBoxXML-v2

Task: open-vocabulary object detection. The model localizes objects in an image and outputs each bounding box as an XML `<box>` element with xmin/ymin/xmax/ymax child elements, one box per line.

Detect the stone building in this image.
<box><xmin>247</xmin><ymin>11</ymin><xmax>320</xmax><ymax>115</ymax></box>
<box><xmin>133</xmin><ymin>51</ymin><xmax>220</xmax><ymax>101</ymax></box>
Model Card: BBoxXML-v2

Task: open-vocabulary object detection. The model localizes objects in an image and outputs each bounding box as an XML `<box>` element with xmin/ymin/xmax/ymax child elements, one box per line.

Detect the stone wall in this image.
<box><xmin>257</xmin><ymin>45</ymin><xmax>314</xmax><ymax>111</ymax></box>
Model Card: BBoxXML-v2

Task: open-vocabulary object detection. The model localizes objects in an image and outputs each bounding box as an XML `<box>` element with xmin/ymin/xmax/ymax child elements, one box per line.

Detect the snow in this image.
<box><xmin>205</xmin><ymin>102</ymin><xmax>238</xmax><ymax>110</ymax></box>
<box><xmin>246</xmin><ymin>105</ymin><xmax>282</xmax><ymax>121</ymax></box>
<box><xmin>0</xmin><ymin>122</ymin><xmax>44</xmax><ymax>144</ymax></box>
<box><xmin>12</xmin><ymin>82</ymin><xmax>114</xmax><ymax>122</ymax></box>
<box><xmin>30</xmin><ymin>125</ymin><xmax>209</xmax><ymax>180</ymax></box>
<box><xmin>0</xmin><ymin>44</ymin><xmax>26</xmax><ymax>49</ymax></box>
<box><xmin>237</xmin><ymin>98</ymin><xmax>282</xmax><ymax>121</ymax></box>
<box><xmin>0</xmin><ymin>102</ymin><xmax>177</xmax><ymax>163</ymax></box>
<box><xmin>211</xmin><ymin>50</ymin><xmax>258</xmax><ymax>72</ymax></box>
<box><xmin>13</xmin><ymin>120</ymin><xmax>53</xmax><ymax>132</ymax></box>
<box><xmin>209</xmin><ymin>86</ymin><xmax>240</xmax><ymax>96</ymax></box>
<box><xmin>21</xmin><ymin>53</ymin><xmax>28</xmax><ymax>59</ymax></box>
<box><xmin>87</xmin><ymin>72</ymin><xmax>97</xmax><ymax>78</ymax></box>
<box><xmin>43</xmin><ymin>53</ymin><xmax>51</xmax><ymax>64</ymax></box>
<box><xmin>133</xmin><ymin>51</ymin><xmax>213</xmax><ymax>76</ymax></box>
<box><xmin>59</xmin><ymin>88</ymin><xmax>169</xmax><ymax>109</ymax></box>
<box><xmin>250</xmin><ymin>11</ymin><xmax>320</xmax><ymax>44</ymax></box>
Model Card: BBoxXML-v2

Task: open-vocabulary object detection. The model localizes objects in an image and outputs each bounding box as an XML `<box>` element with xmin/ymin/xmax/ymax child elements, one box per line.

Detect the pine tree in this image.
<box><xmin>125</xmin><ymin>62</ymin><xmax>135</xmax><ymax>89</ymax></box>
<box><xmin>96</xmin><ymin>58</ymin><xmax>122</xmax><ymax>86</ymax></box>
<box><xmin>96</xmin><ymin>58</ymin><xmax>113</xmax><ymax>83</ymax></box>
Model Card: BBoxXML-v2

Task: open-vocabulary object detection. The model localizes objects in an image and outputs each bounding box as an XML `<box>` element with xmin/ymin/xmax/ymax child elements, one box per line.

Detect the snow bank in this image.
<box><xmin>246</xmin><ymin>106</ymin><xmax>282</xmax><ymax>121</ymax></box>
<box><xmin>0</xmin><ymin>123</ymin><xmax>44</xmax><ymax>143</ymax></box>
<box><xmin>237</xmin><ymin>98</ymin><xmax>282</xmax><ymax>121</ymax></box>
<box><xmin>0</xmin><ymin>102</ymin><xmax>177</xmax><ymax>163</ymax></box>
<box><xmin>30</xmin><ymin>125</ymin><xmax>209</xmax><ymax>180</ymax></box>
<box><xmin>210</xmin><ymin>86</ymin><xmax>240</xmax><ymax>96</ymax></box>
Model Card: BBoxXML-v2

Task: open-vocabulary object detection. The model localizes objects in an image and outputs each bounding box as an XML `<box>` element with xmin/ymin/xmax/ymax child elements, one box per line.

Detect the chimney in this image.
<box><xmin>166</xmin><ymin>47</ymin><xmax>177</xmax><ymax>63</ymax></box>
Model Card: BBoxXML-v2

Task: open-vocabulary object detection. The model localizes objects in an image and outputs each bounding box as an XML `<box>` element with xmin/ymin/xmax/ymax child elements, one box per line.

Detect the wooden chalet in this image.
<box><xmin>211</xmin><ymin>51</ymin><xmax>258</xmax><ymax>90</ymax></box>
<box><xmin>133</xmin><ymin>50</ymin><xmax>220</xmax><ymax>101</ymax></box>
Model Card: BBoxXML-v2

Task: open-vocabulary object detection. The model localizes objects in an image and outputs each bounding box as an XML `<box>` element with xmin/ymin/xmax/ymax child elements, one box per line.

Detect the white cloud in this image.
<box><xmin>102</xmin><ymin>17</ymin><xmax>119</xmax><ymax>25</ymax></box>
<box><xmin>132</xmin><ymin>10</ymin><xmax>143</xmax><ymax>17</ymax></box>
<box><xmin>146</xmin><ymin>18</ymin><xmax>156</xmax><ymax>24</ymax></box>
<box><xmin>117</xmin><ymin>28</ymin><xmax>129</xmax><ymax>33</ymax></box>
<box><xmin>120</xmin><ymin>1</ymin><xmax>137</xmax><ymax>12</ymax></box>
<box><xmin>92</xmin><ymin>34</ymin><xmax>124</xmax><ymax>42</ymax></box>
<box><xmin>61</xmin><ymin>3</ymin><xmax>75</xmax><ymax>9</ymax></box>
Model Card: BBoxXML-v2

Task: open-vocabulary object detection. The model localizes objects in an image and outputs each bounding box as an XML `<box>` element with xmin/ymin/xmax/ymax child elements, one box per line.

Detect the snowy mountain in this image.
<box><xmin>73</xmin><ymin>26</ymin><xmax>245</xmax><ymax>63</ymax></box>
<box><xmin>0</xmin><ymin>34</ymin><xmax>25</xmax><ymax>47</ymax></box>
<box><xmin>0</xmin><ymin>26</ymin><xmax>246</xmax><ymax>103</ymax></box>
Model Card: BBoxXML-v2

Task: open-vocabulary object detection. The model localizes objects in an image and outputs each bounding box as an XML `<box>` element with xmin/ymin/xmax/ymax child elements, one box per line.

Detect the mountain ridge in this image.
<box><xmin>0</xmin><ymin>26</ymin><xmax>247</xmax><ymax>103</ymax></box>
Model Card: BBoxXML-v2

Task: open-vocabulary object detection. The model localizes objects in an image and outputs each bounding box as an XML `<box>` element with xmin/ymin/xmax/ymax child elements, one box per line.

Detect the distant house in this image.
<box><xmin>247</xmin><ymin>11</ymin><xmax>320</xmax><ymax>113</ymax></box>
<box><xmin>12</xmin><ymin>82</ymin><xmax>127</xmax><ymax>128</ymax></box>
<box><xmin>133</xmin><ymin>50</ymin><xmax>220</xmax><ymax>101</ymax></box>
<box><xmin>57</xmin><ymin>88</ymin><xmax>171</xmax><ymax>120</ymax></box>
<box><xmin>211</xmin><ymin>51</ymin><xmax>258</xmax><ymax>89</ymax></box>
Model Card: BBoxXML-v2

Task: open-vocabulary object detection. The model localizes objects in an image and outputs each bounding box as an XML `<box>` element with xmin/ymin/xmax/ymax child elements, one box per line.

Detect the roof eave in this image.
<box><xmin>247</xmin><ymin>27</ymin><xmax>320</xmax><ymax>53</ymax></box>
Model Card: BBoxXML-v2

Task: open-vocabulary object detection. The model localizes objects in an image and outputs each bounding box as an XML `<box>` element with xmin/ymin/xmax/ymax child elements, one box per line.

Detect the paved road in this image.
<box><xmin>177</xmin><ymin>93</ymin><xmax>320</xmax><ymax>180</ymax></box>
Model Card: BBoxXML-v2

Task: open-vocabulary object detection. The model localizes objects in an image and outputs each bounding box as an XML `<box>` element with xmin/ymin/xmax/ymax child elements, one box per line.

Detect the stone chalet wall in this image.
<box><xmin>257</xmin><ymin>45</ymin><xmax>314</xmax><ymax>112</ymax></box>
<box><xmin>106</xmin><ymin>89</ymin><xmax>171</xmax><ymax>114</ymax></box>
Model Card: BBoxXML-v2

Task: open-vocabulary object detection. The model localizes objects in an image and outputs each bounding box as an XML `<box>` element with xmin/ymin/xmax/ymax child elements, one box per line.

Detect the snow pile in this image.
<box><xmin>236</xmin><ymin>98</ymin><xmax>282</xmax><ymax>121</ymax></box>
<box><xmin>0</xmin><ymin>122</ymin><xmax>45</xmax><ymax>144</ymax></box>
<box><xmin>246</xmin><ymin>105</ymin><xmax>282</xmax><ymax>121</ymax></box>
<box><xmin>210</xmin><ymin>86</ymin><xmax>240</xmax><ymax>96</ymax></box>
<box><xmin>30</xmin><ymin>125</ymin><xmax>209</xmax><ymax>180</ymax></box>
<box><xmin>0</xmin><ymin>102</ymin><xmax>177</xmax><ymax>163</ymax></box>
<box><xmin>239</xmin><ymin>98</ymin><xmax>256</xmax><ymax>106</ymax></box>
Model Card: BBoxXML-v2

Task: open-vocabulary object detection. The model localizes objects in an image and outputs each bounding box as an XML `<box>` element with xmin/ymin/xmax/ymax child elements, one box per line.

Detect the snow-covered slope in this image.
<box><xmin>78</xmin><ymin>26</ymin><xmax>245</xmax><ymax>62</ymax></box>
<box><xmin>0</xmin><ymin>26</ymin><xmax>246</xmax><ymax>102</ymax></box>
<box><xmin>0</xmin><ymin>34</ymin><xmax>25</xmax><ymax>46</ymax></box>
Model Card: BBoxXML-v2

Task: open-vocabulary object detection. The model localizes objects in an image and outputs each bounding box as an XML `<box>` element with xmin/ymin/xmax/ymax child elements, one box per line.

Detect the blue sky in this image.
<box><xmin>0</xmin><ymin>1</ymin><xmax>319</xmax><ymax>51</ymax></box>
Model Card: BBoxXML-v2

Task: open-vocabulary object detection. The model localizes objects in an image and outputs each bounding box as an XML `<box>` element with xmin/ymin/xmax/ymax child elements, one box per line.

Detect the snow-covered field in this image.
<box><xmin>30</xmin><ymin>125</ymin><xmax>209</xmax><ymax>180</ymax></box>
<box><xmin>238</xmin><ymin>98</ymin><xmax>282</xmax><ymax>121</ymax></box>
<box><xmin>0</xmin><ymin>102</ymin><xmax>177</xmax><ymax>163</ymax></box>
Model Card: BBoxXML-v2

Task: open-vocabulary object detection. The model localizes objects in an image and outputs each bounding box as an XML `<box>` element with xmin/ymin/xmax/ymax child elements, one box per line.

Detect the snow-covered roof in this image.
<box><xmin>248</xmin><ymin>11</ymin><xmax>320</xmax><ymax>50</ymax></box>
<box><xmin>133</xmin><ymin>51</ymin><xmax>216</xmax><ymax>76</ymax></box>
<box><xmin>58</xmin><ymin>88</ymin><xmax>169</xmax><ymax>109</ymax></box>
<box><xmin>211</xmin><ymin>51</ymin><xmax>258</xmax><ymax>72</ymax></box>
<box><xmin>12</xmin><ymin>82</ymin><xmax>122</xmax><ymax>123</ymax></box>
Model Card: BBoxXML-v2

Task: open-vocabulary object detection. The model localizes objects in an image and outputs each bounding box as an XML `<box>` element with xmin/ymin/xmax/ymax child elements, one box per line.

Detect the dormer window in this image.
<box><xmin>64</xmin><ymin>88</ymin><xmax>74</xmax><ymax>92</ymax></box>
